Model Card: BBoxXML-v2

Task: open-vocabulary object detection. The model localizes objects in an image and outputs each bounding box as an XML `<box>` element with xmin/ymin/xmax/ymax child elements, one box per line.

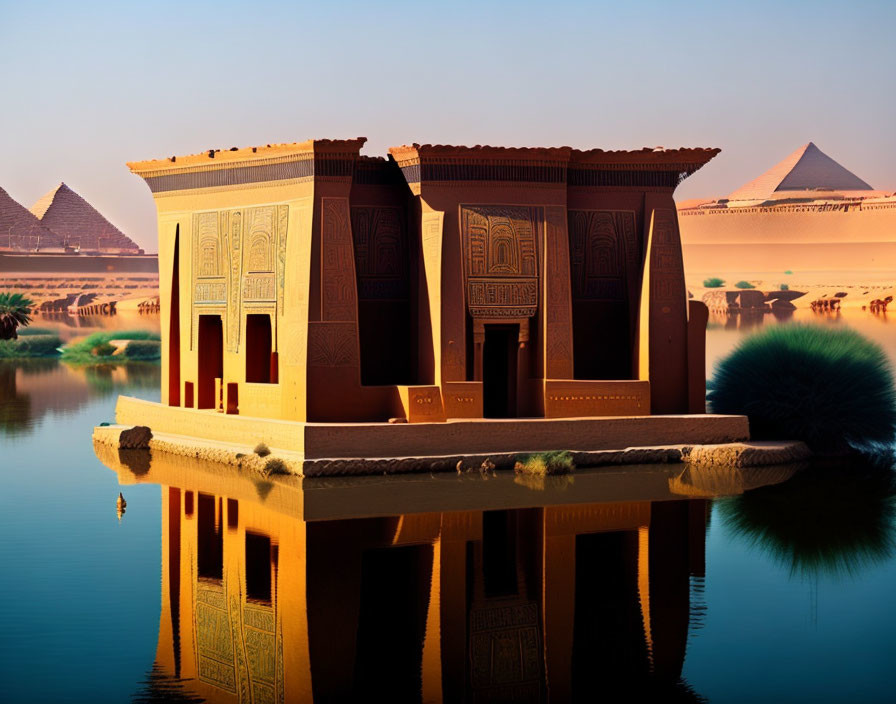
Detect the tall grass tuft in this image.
<box><xmin>708</xmin><ymin>325</ymin><xmax>896</xmax><ymax>454</ymax></box>
<box><xmin>515</xmin><ymin>450</ymin><xmax>575</xmax><ymax>476</ymax></box>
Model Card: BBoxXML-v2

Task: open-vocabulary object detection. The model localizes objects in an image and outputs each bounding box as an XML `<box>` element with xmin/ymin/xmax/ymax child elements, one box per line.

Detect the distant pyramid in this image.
<box><xmin>727</xmin><ymin>143</ymin><xmax>873</xmax><ymax>201</ymax></box>
<box><xmin>30</xmin><ymin>183</ymin><xmax>141</xmax><ymax>252</ymax></box>
<box><xmin>0</xmin><ymin>186</ymin><xmax>64</xmax><ymax>251</ymax></box>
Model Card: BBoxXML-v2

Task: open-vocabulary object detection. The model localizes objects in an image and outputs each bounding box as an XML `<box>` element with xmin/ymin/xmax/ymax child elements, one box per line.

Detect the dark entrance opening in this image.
<box><xmin>245</xmin><ymin>314</ymin><xmax>275</xmax><ymax>383</ymax></box>
<box><xmin>572</xmin><ymin>530</ymin><xmax>649</xmax><ymax>698</ymax></box>
<box><xmin>353</xmin><ymin>544</ymin><xmax>432</xmax><ymax>698</ymax></box>
<box><xmin>245</xmin><ymin>531</ymin><xmax>273</xmax><ymax>604</ymax></box>
<box><xmin>483</xmin><ymin>325</ymin><xmax>518</xmax><ymax>418</ymax></box>
<box><xmin>197</xmin><ymin>315</ymin><xmax>223</xmax><ymax>409</ymax></box>
<box><xmin>197</xmin><ymin>493</ymin><xmax>223</xmax><ymax>582</ymax></box>
<box><xmin>483</xmin><ymin>510</ymin><xmax>519</xmax><ymax>598</ymax></box>
<box><xmin>168</xmin><ymin>228</ymin><xmax>181</xmax><ymax>406</ymax></box>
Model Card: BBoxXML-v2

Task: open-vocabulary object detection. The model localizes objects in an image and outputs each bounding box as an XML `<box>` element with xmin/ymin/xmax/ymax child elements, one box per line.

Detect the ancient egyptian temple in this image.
<box><xmin>128</xmin><ymin>138</ymin><xmax>719</xmax><ymax>429</ymax></box>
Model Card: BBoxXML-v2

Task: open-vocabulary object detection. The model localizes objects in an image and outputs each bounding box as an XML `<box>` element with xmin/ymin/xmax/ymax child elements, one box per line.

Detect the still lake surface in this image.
<box><xmin>0</xmin><ymin>310</ymin><xmax>894</xmax><ymax>703</ymax></box>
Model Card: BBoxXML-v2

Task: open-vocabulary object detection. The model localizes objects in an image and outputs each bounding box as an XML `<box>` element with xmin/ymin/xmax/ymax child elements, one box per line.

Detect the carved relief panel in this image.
<box><xmin>567</xmin><ymin>210</ymin><xmax>639</xmax><ymax>303</ymax></box>
<box><xmin>649</xmin><ymin>208</ymin><xmax>685</xmax><ymax>303</ymax></box>
<box><xmin>461</xmin><ymin>205</ymin><xmax>539</xmax><ymax>319</ymax></box>
<box><xmin>320</xmin><ymin>198</ymin><xmax>357</xmax><ymax>321</ymax></box>
<box><xmin>193</xmin><ymin>211</ymin><xmax>226</xmax><ymax>304</ymax></box>
<box><xmin>350</xmin><ymin>206</ymin><xmax>408</xmax><ymax>300</ymax></box>
<box><xmin>544</xmin><ymin>206</ymin><xmax>574</xmax><ymax>379</ymax></box>
<box><xmin>225</xmin><ymin>211</ymin><xmax>242</xmax><ymax>351</ymax></box>
<box><xmin>242</xmin><ymin>206</ymin><xmax>277</xmax><ymax>303</ymax></box>
<box><xmin>307</xmin><ymin>197</ymin><xmax>360</xmax><ymax>371</ymax></box>
<box><xmin>191</xmin><ymin>205</ymin><xmax>288</xmax><ymax>352</ymax></box>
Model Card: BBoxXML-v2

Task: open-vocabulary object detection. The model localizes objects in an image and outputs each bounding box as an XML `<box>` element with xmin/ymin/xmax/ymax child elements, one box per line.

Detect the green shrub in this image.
<box><xmin>92</xmin><ymin>342</ymin><xmax>116</xmax><ymax>357</ymax></box>
<box><xmin>124</xmin><ymin>340</ymin><xmax>161</xmax><ymax>360</ymax></box>
<box><xmin>254</xmin><ymin>442</ymin><xmax>271</xmax><ymax>457</ymax></box>
<box><xmin>708</xmin><ymin>325</ymin><xmax>896</xmax><ymax>454</ymax></box>
<box><xmin>734</xmin><ymin>280</ymin><xmax>756</xmax><ymax>289</ymax></box>
<box><xmin>719</xmin><ymin>459</ymin><xmax>896</xmax><ymax>577</ymax></box>
<box><xmin>784</xmin><ymin>270</ymin><xmax>793</xmax><ymax>275</ymax></box>
<box><xmin>61</xmin><ymin>329</ymin><xmax>160</xmax><ymax>364</ymax></box>
<box><xmin>0</xmin><ymin>334</ymin><xmax>63</xmax><ymax>358</ymax></box>
<box><xmin>779</xmin><ymin>283</ymin><xmax>790</xmax><ymax>291</ymax></box>
<box><xmin>703</xmin><ymin>277</ymin><xmax>725</xmax><ymax>288</ymax></box>
<box><xmin>515</xmin><ymin>450</ymin><xmax>575</xmax><ymax>476</ymax></box>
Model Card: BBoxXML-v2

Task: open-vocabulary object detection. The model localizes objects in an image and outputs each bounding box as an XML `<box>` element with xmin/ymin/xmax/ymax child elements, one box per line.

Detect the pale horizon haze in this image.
<box><xmin>1</xmin><ymin>0</ymin><xmax>894</xmax><ymax>253</ymax></box>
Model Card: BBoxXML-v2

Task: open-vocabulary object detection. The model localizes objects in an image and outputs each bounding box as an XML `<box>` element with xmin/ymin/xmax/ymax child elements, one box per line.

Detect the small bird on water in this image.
<box><xmin>116</xmin><ymin>492</ymin><xmax>127</xmax><ymax>521</ymax></box>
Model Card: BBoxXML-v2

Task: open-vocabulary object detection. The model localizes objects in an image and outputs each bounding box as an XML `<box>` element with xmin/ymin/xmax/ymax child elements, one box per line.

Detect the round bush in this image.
<box><xmin>124</xmin><ymin>340</ymin><xmax>161</xmax><ymax>360</ymax></box>
<box><xmin>703</xmin><ymin>277</ymin><xmax>725</xmax><ymax>288</ymax></box>
<box><xmin>734</xmin><ymin>280</ymin><xmax>755</xmax><ymax>289</ymax></box>
<box><xmin>719</xmin><ymin>459</ymin><xmax>896</xmax><ymax>577</ymax></box>
<box><xmin>708</xmin><ymin>324</ymin><xmax>896</xmax><ymax>454</ymax></box>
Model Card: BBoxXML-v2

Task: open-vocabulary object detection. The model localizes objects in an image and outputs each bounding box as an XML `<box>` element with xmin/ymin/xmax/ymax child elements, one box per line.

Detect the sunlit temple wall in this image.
<box><xmin>130</xmin><ymin>140</ymin><xmax>717</xmax><ymax>423</ymax></box>
<box><xmin>151</xmin><ymin>479</ymin><xmax>707</xmax><ymax>702</ymax></box>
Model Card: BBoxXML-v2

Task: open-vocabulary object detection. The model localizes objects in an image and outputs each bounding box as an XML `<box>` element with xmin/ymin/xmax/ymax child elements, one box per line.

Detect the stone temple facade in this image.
<box><xmin>128</xmin><ymin>139</ymin><xmax>719</xmax><ymax>425</ymax></box>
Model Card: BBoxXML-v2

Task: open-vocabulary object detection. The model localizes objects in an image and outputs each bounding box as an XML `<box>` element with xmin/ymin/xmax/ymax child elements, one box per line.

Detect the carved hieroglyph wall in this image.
<box><xmin>461</xmin><ymin>205</ymin><xmax>539</xmax><ymax>320</ymax></box>
<box><xmin>639</xmin><ymin>206</ymin><xmax>689</xmax><ymax>413</ymax></box>
<box><xmin>350</xmin><ymin>206</ymin><xmax>408</xmax><ymax>301</ymax></box>
<box><xmin>307</xmin><ymin>197</ymin><xmax>359</xmax><ymax>369</ymax></box>
<box><xmin>567</xmin><ymin>210</ymin><xmax>640</xmax><ymax>307</ymax></box>
<box><xmin>191</xmin><ymin>205</ymin><xmax>288</xmax><ymax>352</ymax></box>
<box><xmin>542</xmin><ymin>206</ymin><xmax>574</xmax><ymax>381</ymax></box>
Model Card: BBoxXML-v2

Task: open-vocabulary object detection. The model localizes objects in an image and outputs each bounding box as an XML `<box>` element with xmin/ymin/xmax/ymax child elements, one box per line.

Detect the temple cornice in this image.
<box><xmin>128</xmin><ymin>139</ymin><xmax>367</xmax><ymax>194</ymax></box>
<box><xmin>389</xmin><ymin>143</ymin><xmax>720</xmax><ymax>187</ymax></box>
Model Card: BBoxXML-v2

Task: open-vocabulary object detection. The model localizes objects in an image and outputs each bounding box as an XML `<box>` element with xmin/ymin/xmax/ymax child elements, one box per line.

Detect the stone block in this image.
<box><xmin>119</xmin><ymin>425</ymin><xmax>153</xmax><ymax>449</ymax></box>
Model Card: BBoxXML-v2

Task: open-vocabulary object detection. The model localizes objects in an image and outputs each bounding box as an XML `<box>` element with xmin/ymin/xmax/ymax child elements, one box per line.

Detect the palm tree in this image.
<box><xmin>0</xmin><ymin>292</ymin><xmax>34</xmax><ymax>340</ymax></box>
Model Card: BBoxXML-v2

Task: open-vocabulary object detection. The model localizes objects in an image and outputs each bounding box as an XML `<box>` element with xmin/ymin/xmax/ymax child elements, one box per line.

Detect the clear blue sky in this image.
<box><xmin>1</xmin><ymin>0</ymin><xmax>893</xmax><ymax>253</ymax></box>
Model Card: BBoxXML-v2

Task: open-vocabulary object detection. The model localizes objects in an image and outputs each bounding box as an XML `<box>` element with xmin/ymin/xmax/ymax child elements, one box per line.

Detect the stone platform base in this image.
<box><xmin>93</xmin><ymin>438</ymin><xmax>804</xmax><ymax>522</ymax></box>
<box><xmin>93</xmin><ymin>422</ymin><xmax>806</xmax><ymax>479</ymax></box>
<box><xmin>103</xmin><ymin>395</ymin><xmax>752</xmax><ymax>475</ymax></box>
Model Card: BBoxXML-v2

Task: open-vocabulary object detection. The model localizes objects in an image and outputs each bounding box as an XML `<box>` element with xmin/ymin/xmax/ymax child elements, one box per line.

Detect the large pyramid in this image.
<box><xmin>727</xmin><ymin>142</ymin><xmax>874</xmax><ymax>201</ymax></box>
<box><xmin>0</xmin><ymin>186</ymin><xmax>64</xmax><ymax>251</ymax></box>
<box><xmin>30</xmin><ymin>183</ymin><xmax>141</xmax><ymax>253</ymax></box>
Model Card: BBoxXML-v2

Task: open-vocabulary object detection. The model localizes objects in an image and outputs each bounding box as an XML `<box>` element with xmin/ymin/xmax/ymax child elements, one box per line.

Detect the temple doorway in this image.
<box><xmin>483</xmin><ymin>325</ymin><xmax>518</xmax><ymax>418</ymax></box>
<box><xmin>197</xmin><ymin>314</ymin><xmax>223</xmax><ymax>409</ymax></box>
<box><xmin>245</xmin><ymin>313</ymin><xmax>275</xmax><ymax>383</ymax></box>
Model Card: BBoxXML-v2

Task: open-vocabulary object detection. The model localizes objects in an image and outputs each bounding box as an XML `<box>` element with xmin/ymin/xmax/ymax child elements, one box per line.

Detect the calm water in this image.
<box><xmin>0</xmin><ymin>312</ymin><xmax>895</xmax><ymax>703</ymax></box>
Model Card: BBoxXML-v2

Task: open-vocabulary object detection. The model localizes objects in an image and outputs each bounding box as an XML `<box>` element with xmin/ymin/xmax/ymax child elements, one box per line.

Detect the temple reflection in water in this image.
<box><xmin>95</xmin><ymin>444</ymin><xmax>798</xmax><ymax>703</ymax></box>
<box><xmin>156</xmin><ymin>494</ymin><xmax>707</xmax><ymax>703</ymax></box>
<box><xmin>128</xmin><ymin>475</ymin><xmax>725</xmax><ymax>701</ymax></box>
